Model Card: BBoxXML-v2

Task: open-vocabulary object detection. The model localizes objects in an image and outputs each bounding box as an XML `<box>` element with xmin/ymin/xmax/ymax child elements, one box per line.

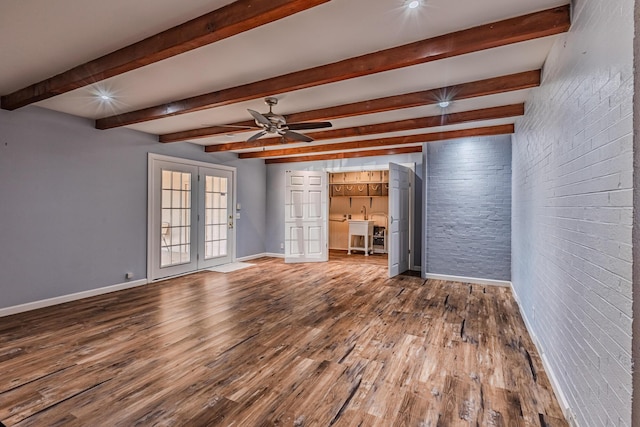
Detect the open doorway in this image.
<box><xmin>327</xmin><ymin>164</ymin><xmax>414</xmax><ymax>277</ymax></box>
<box><xmin>328</xmin><ymin>170</ymin><xmax>389</xmax><ymax>265</ymax></box>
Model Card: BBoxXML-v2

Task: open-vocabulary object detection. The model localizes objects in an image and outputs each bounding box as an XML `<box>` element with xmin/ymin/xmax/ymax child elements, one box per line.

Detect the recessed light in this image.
<box><xmin>407</xmin><ymin>0</ymin><xmax>420</xmax><ymax>9</ymax></box>
<box><xmin>99</xmin><ymin>94</ymin><xmax>112</xmax><ymax>101</ymax></box>
<box><xmin>438</xmin><ymin>100</ymin><xmax>451</xmax><ymax>108</ymax></box>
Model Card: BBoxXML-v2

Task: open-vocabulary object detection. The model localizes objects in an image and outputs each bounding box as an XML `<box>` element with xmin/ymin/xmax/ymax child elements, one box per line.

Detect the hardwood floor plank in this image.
<box><xmin>0</xmin><ymin>257</ymin><xmax>567</xmax><ymax>426</ymax></box>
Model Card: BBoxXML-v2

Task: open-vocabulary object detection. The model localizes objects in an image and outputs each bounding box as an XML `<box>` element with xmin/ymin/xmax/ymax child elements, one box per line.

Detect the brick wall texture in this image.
<box><xmin>426</xmin><ymin>135</ymin><xmax>512</xmax><ymax>281</ymax></box>
<box><xmin>511</xmin><ymin>1</ymin><xmax>634</xmax><ymax>426</ymax></box>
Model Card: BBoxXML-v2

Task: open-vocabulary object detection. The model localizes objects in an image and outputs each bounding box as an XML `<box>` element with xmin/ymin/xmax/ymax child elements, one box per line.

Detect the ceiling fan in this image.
<box><xmin>242</xmin><ymin>97</ymin><xmax>332</xmax><ymax>143</ymax></box>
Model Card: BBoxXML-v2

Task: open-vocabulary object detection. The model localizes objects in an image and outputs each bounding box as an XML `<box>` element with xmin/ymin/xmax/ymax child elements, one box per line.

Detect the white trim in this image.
<box><xmin>148</xmin><ymin>153</ymin><xmax>236</xmax><ymax>172</ymax></box>
<box><xmin>265</xmin><ymin>252</ymin><xmax>285</xmax><ymax>258</ymax></box>
<box><xmin>423</xmin><ymin>272</ymin><xmax>511</xmax><ymax>288</ymax></box>
<box><xmin>408</xmin><ymin>163</ymin><xmax>416</xmax><ymax>274</ymax></box>
<box><xmin>235</xmin><ymin>253</ymin><xmax>269</xmax><ymax>262</ymax></box>
<box><xmin>324</xmin><ymin>165</ymin><xmax>388</xmax><ymax>173</ymax></box>
<box><xmin>235</xmin><ymin>252</ymin><xmax>286</xmax><ymax>260</ymax></box>
<box><xmin>510</xmin><ymin>283</ymin><xmax>577</xmax><ymax>426</ymax></box>
<box><xmin>147</xmin><ymin>155</ymin><xmax>154</xmax><ymax>285</ymax></box>
<box><xmin>323</xmin><ymin>162</ymin><xmax>415</xmax><ymax>174</ymax></box>
<box><xmin>0</xmin><ymin>279</ymin><xmax>148</xmax><ymax>318</ymax></box>
<box><xmin>421</xmin><ymin>148</ymin><xmax>427</xmax><ymax>281</ymax></box>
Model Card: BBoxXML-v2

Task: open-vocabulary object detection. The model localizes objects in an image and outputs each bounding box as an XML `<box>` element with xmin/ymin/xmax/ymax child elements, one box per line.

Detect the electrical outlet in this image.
<box><xmin>280</xmin><ymin>242</ymin><xmax>284</xmax><ymax>249</ymax></box>
<box><xmin>125</xmin><ymin>272</ymin><xmax>134</xmax><ymax>279</ymax></box>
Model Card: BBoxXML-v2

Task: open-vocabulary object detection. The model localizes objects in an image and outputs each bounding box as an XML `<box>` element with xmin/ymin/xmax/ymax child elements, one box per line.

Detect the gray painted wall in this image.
<box><xmin>0</xmin><ymin>106</ymin><xmax>266</xmax><ymax>309</ymax></box>
<box><xmin>512</xmin><ymin>0</ymin><xmax>634</xmax><ymax>425</ymax></box>
<box><xmin>425</xmin><ymin>136</ymin><xmax>512</xmax><ymax>281</ymax></box>
<box><xmin>265</xmin><ymin>154</ymin><xmax>423</xmax><ymax>268</ymax></box>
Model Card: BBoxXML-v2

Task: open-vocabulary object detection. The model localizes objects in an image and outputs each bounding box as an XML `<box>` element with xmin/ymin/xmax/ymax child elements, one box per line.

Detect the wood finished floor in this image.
<box><xmin>329</xmin><ymin>249</ymin><xmax>388</xmax><ymax>266</ymax></box>
<box><xmin>0</xmin><ymin>258</ymin><xmax>567</xmax><ymax>426</ymax></box>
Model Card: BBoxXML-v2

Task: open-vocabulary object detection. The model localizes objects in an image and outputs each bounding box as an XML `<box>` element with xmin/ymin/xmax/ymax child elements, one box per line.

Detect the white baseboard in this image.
<box><xmin>423</xmin><ymin>272</ymin><xmax>511</xmax><ymax>287</ymax></box>
<box><xmin>236</xmin><ymin>253</ymin><xmax>268</xmax><ymax>262</ymax></box>
<box><xmin>236</xmin><ymin>252</ymin><xmax>285</xmax><ymax>261</ymax></box>
<box><xmin>510</xmin><ymin>284</ymin><xmax>577</xmax><ymax>427</ymax></box>
<box><xmin>0</xmin><ymin>278</ymin><xmax>148</xmax><ymax>318</ymax></box>
<box><xmin>265</xmin><ymin>252</ymin><xmax>285</xmax><ymax>258</ymax></box>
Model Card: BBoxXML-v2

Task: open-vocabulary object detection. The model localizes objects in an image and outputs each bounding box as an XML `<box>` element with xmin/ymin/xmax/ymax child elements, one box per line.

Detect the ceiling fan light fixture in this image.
<box><xmin>243</xmin><ymin>98</ymin><xmax>332</xmax><ymax>143</ymax></box>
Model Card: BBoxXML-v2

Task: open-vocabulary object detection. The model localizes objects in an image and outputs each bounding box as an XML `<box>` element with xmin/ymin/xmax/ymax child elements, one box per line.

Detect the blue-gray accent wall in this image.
<box><xmin>0</xmin><ymin>106</ymin><xmax>266</xmax><ymax>309</ymax></box>
<box><xmin>424</xmin><ymin>135</ymin><xmax>512</xmax><ymax>281</ymax></box>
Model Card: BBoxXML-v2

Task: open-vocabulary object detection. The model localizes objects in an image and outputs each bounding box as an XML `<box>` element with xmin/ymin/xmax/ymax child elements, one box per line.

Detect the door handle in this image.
<box><xmin>390</xmin><ymin>216</ymin><xmax>394</xmax><ymax>224</ymax></box>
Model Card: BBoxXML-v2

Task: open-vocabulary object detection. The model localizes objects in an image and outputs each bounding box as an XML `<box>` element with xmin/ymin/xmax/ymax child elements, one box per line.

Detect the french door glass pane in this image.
<box><xmin>204</xmin><ymin>176</ymin><xmax>228</xmax><ymax>260</ymax></box>
<box><xmin>161</xmin><ymin>170</ymin><xmax>192</xmax><ymax>267</ymax></box>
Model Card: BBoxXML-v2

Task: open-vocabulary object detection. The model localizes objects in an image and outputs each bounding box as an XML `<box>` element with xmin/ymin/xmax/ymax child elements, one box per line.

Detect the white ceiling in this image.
<box><xmin>0</xmin><ymin>0</ymin><xmax>570</xmax><ymax>158</ymax></box>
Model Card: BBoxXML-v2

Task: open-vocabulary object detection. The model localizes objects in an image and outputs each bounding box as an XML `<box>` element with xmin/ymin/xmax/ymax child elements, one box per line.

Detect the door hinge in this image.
<box><xmin>198</xmin><ymin>175</ymin><xmax>201</xmax><ymax>181</ymax></box>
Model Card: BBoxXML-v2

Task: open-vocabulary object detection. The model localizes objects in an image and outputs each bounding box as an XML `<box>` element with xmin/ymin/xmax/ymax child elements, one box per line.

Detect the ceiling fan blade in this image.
<box><xmin>247</xmin><ymin>130</ymin><xmax>268</xmax><ymax>142</ymax></box>
<box><xmin>201</xmin><ymin>124</ymin><xmax>258</xmax><ymax>130</ymax></box>
<box><xmin>214</xmin><ymin>124</ymin><xmax>257</xmax><ymax>129</ymax></box>
<box><xmin>286</xmin><ymin>122</ymin><xmax>332</xmax><ymax>131</ymax></box>
<box><xmin>283</xmin><ymin>130</ymin><xmax>313</xmax><ymax>142</ymax></box>
<box><xmin>248</xmin><ymin>109</ymin><xmax>271</xmax><ymax>127</ymax></box>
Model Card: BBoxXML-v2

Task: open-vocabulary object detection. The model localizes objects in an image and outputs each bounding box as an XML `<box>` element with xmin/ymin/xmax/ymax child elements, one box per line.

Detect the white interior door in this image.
<box><xmin>388</xmin><ymin>163</ymin><xmax>411</xmax><ymax>277</ymax></box>
<box><xmin>198</xmin><ymin>167</ymin><xmax>234</xmax><ymax>269</ymax></box>
<box><xmin>149</xmin><ymin>155</ymin><xmax>235</xmax><ymax>281</ymax></box>
<box><xmin>285</xmin><ymin>170</ymin><xmax>328</xmax><ymax>263</ymax></box>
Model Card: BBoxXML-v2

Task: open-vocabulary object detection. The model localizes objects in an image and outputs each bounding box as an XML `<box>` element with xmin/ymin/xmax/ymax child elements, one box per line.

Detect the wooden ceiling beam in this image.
<box><xmin>265</xmin><ymin>146</ymin><xmax>423</xmax><ymax>164</ymax></box>
<box><xmin>195</xmin><ymin>70</ymin><xmax>538</xmax><ymax>148</ymax></box>
<box><xmin>164</xmin><ymin>120</ymin><xmax>259</xmax><ymax>143</ymax></box>
<box><xmin>98</xmin><ymin>6</ymin><xmax>569</xmax><ymax>129</ymax></box>
<box><xmin>0</xmin><ymin>0</ymin><xmax>331</xmax><ymax>110</ymax></box>
<box><xmin>240</xmin><ymin>124</ymin><xmax>514</xmax><ymax>159</ymax></box>
<box><xmin>211</xmin><ymin>103</ymin><xmax>523</xmax><ymax>152</ymax></box>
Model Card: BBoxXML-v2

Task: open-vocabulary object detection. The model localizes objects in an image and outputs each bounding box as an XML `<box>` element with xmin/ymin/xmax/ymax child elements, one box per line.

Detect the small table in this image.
<box><xmin>347</xmin><ymin>220</ymin><xmax>374</xmax><ymax>256</ymax></box>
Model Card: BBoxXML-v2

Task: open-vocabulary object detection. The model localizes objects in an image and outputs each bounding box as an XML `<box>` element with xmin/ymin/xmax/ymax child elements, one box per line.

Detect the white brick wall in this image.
<box><xmin>512</xmin><ymin>1</ymin><xmax>634</xmax><ymax>426</ymax></box>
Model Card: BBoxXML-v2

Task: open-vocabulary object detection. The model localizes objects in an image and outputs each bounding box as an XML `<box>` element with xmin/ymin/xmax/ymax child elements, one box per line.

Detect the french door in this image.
<box><xmin>148</xmin><ymin>156</ymin><xmax>234</xmax><ymax>281</ymax></box>
<box><xmin>198</xmin><ymin>167</ymin><xmax>234</xmax><ymax>269</ymax></box>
